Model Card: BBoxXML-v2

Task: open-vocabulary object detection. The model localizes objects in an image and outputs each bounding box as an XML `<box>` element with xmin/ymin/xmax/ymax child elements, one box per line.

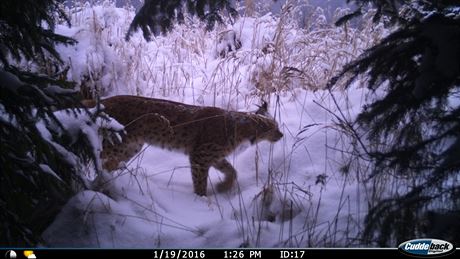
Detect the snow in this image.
<box><xmin>42</xmin><ymin>2</ymin><xmax>385</xmax><ymax>248</ymax></box>
<box><xmin>36</xmin><ymin>107</ymin><xmax>124</xmax><ymax>172</ymax></box>
<box><xmin>39</xmin><ymin>164</ymin><xmax>63</xmax><ymax>182</ymax></box>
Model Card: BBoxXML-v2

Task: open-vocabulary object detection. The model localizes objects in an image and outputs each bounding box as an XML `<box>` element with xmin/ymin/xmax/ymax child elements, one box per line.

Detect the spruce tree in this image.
<box><xmin>330</xmin><ymin>0</ymin><xmax>460</xmax><ymax>245</ymax></box>
<box><xmin>0</xmin><ymin>0</ymin><xmax>96</xmax><ymax>245</ymax></box>
<box><xmin>126</xmin><ymin>0</ymin><xmax>238</xmax><ymax>40</ymax></box>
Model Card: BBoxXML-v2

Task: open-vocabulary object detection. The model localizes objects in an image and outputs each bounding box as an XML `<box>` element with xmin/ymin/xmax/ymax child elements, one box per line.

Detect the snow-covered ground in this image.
<box><xmin>42</xmin><ymin>2</ymin><xmax>386</xmax><ymax>247</ymax></box>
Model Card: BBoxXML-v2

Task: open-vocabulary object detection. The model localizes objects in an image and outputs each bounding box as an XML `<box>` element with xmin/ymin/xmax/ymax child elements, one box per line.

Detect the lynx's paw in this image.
<box><xmin>216</xmin><ymin>180</ymin><xmax>234</xmax><ymax>193</ymax></box>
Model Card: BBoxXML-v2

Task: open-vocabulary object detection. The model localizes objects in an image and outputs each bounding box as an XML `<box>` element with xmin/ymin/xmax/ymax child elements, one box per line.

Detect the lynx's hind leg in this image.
<box><xmin>101</xmin><ymin>113</ymin><xmax>172</xmax><ymax>171</ymax></box>
<box><xmin>213</xmin><ymin>159</ymin><xmax>237</xmax><ymax>193</ymax></box>
<box><xmin>101</xmin><ymin>135</ymin><xmax>143</xmax><ymax>171</ymax></box>
<box><xmin>139</xmin><ymin>113</ymin><xmax>174</xmax><ymax>147</ymax></box>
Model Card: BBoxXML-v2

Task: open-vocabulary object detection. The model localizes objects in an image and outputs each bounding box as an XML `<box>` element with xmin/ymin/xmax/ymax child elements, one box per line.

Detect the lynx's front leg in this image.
<box><xmin>213</xmin><ymin>159</ymin><xmax>237</xmax><ymax>193</ymax></box>
<box><xmin>189</xmin><ymin>144</ymin><xmax>226</xmax><ymax>196</ymax></box>
<box><xmin>189</xmin><ymin>154</ymin><xmax>211</xmax><ymax>196</ymax></box>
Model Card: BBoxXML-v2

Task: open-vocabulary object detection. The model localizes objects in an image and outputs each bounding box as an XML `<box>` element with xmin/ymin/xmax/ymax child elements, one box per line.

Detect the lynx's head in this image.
<box><xmin>250</xmin><ymin>102</ymin><xmax>283</xmax><ymax>144</ymax></box>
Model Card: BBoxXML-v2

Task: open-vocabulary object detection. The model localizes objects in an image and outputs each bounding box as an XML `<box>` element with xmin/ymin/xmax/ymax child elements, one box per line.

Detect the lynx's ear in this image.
<box><xmin>255</xmin><ymin>101</ymin><xmax>269</xmax><ymax>116</ymax></box>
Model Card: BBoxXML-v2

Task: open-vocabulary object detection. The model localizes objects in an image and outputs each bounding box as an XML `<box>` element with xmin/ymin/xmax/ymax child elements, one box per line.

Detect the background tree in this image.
<box><xmin>125</xmin><ymin>0</ymin><xmax>238</xmax><ymax>40</ymax></box>
<box><xmin>330</xmin><ymin>0</ymin><xmax>460</xmax><ymax>246</ymax></box>
<box><xmin>0</xmin><ymin>0</ymin><xmax>97</xmax><ymax>245</ymax></box>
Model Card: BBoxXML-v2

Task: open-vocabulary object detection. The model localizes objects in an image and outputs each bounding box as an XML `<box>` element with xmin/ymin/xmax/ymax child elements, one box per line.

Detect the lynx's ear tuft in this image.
<box><xmin>255</xmin><ymin>101</ymin><xmax>269</xmax><ymax>116</ymax></box>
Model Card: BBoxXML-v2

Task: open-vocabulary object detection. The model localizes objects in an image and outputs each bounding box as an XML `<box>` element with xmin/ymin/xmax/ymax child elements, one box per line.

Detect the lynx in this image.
<box><xmin>85</xmin><ymin>95</ymin><xmax>283</xmax><ymax>196</ymax></box>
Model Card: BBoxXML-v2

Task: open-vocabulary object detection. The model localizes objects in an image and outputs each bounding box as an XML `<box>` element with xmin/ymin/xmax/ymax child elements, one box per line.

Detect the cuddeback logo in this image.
<box><xmin>398</xmin><ymin>239</ymin><xmax>455</xmax><ymax>257</ymax></box>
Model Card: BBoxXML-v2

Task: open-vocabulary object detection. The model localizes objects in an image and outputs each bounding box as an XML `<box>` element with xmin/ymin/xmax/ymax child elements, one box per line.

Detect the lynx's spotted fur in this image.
<box><xmin>86</xmin><ymin>95</ymin><xmax>283</xmax><ymax>196</ymax></box>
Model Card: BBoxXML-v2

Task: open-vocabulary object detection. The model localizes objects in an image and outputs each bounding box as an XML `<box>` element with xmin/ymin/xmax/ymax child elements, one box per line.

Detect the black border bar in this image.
<box><xmin>1</xmin><ymin>248</ymin><xmax>458</xmax><ymax>259</ymax></box>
